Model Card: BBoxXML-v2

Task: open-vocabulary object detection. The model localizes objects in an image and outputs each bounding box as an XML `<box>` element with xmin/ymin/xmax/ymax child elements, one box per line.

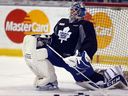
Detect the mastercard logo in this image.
<box><xmin>85</xmin><ymin>12</ymin><xmax>114</xmax><ymax>49</ymax></box>
<box><xmin>4</xmin><ymin>9</ymin><xmax>50</xmax><ymax>43</ymax></box>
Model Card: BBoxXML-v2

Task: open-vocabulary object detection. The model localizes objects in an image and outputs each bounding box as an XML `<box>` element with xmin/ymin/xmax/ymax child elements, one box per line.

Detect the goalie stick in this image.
<box><xmin>47</xmin><ymin>44</ymin><xmax>100</xmax><ymax>89</ymax></box>
<box><xmin>47</xmin><ymin>45</ymin><xmax>128</xmax><ymax>89</ymax></box>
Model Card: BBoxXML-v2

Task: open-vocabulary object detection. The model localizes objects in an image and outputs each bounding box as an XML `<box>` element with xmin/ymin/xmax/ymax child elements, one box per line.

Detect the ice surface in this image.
<box><xmin>0</xmin><ymin>56</ymin><xmax>128</xmax><ymax>96</ymax></box>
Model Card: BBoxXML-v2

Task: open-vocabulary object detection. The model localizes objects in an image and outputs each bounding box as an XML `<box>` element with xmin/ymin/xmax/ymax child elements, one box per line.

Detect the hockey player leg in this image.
<box><xmin>76</xmin><ymin>81</ymin><xmax>100</xmax><ymax>90</ymax></box>
<box><xmin>22</xmin><ymin>35</ymin><xmax>58</xmax><ymax>90</ymax></box>
<box><xmin>33</xmin><ymin>59</ymin><xmax>58</xmax><ymax>90</ymax></box>
<box><xmin>75</xmin><ymin>68</ymin><xmax>100</xmax><ymax>90</ymax></box>
<box><xmin>63</xmin><ymin>51</ymin><xmax>94</xmax><ymax>77</ymax></box>
<box><xmin>103</xmin><ymin>66</ymin><xmax>128</xmax><ymax>89</ymax></box>
<box><xmin>64</xmin><ymin>51</ymin><xmax>101</xmax><ymax>90</ymax></box>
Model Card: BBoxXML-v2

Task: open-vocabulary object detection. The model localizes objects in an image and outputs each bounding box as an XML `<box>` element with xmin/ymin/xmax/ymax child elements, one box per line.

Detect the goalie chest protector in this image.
<box><xmin>51</xmin><ymin>18</ymin><xmax>97</xmax><ymax>59</ymax></box>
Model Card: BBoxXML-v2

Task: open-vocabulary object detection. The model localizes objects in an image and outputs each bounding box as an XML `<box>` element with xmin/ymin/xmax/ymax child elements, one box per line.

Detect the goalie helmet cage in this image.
<box><xmin>82</xmin><ymin>2</ymin><xmax>128</xmax><ymax>72</ymax></box>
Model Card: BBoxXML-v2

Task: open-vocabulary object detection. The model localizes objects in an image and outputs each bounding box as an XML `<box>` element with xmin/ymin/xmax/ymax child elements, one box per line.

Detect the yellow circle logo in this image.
<box><xmin>24</xmin><ymin>10</ymin><xmax>50</xmax><ymax>35</ymax></box>
<box><xmin>84</xmin><ymin>12</ymin><xmax>114</xmax><ymax>49</ymax></box>
<box><xmin>92</xmin><ymin>12</ymin><xmax>114</xmax><ymax>49</ymax></box>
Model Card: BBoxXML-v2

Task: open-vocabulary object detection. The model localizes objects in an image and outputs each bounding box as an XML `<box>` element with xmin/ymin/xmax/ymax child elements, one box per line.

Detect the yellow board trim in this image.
<box><xmin>0</xmin><ymin>48</ymin><xmax>128</xmax><ymax>67</ymax></box>
<box><xmin>0</xmin><ymin>48</ymin><xmax>23</xmax><ymax>57</ymax></box>
<box><xmin>92</xmin><ymin>55</ymin><xmax>128</xmax><ymax>66</ymax></box>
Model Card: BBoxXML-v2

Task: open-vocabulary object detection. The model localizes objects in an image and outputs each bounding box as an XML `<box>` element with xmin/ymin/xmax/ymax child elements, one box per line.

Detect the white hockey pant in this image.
<box><xmin>22</xmin><ymin>35</ymin><xmax>57</xmax><ymax>88</ymax></box>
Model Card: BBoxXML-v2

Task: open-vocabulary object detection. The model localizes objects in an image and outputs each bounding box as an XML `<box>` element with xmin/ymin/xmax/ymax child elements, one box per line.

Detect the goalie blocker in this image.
<box><xmin>22</xmin><ymin>35</ymin><xmax>128</xmax><ymax>90</ymax></box>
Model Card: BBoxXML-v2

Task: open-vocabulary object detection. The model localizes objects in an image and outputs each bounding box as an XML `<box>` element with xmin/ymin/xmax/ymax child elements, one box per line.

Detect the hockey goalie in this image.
<box><xmin>22</xmin><ymin>2</ymin><xmax>128</xmax><ymax>90</ymax></box>
<box><xmin>22</xmin><ymin>34</ymin><xmax>128</xmax><ymax>90</ymax></box>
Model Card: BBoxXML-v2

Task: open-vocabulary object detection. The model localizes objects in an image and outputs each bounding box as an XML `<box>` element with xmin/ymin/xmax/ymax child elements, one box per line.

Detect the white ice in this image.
<box><xmin>0</xmin><ymin>56</ymin><xmax>128</xmax><ymax>96</ymax></box>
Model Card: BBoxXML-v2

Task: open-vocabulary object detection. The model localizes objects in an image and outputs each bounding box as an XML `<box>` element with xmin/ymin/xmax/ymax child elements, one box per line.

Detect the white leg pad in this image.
<box><xmin>32</xmin><ymin>48</ymin><xmax>48</xmax><ymax>60</ymax></box>
<box><xmin>27</xmin><ymin>58</ymin><xmax>57</xmax><ymax>87</ymax></box>
<box><xmin>22</xmin><ymin>35</ymin><xmax>37</xmax><ymax>56</ymax></box>
<box><xmin>104</xmin><ymin>66</ymin><xmax>124</xmax><ymax>81</ymax></box>
<box><xmin>22</xmin><ymin>35</ymin><xmax>57</xmax><ymax>87</ymax></box>
<box><xmin>33</xmin><ymin>59</ymin><xmax>57</xmax><ymax>87</ymax></box>
<box><xmin>104</xmin><ymin>66</ymin><xmax>128</xmax><ymax>89</ymax></box>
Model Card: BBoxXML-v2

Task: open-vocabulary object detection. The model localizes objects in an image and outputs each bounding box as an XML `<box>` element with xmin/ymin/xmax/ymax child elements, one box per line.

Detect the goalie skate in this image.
<box><xmin>36</xmin><ymin>80</ymin><xmax>58</xmax><ymax>90</ymax></box>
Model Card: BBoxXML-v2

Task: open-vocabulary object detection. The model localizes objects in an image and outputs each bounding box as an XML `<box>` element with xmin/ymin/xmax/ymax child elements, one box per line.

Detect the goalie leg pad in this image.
<box><xmin>34</xmin><ymin>63</ymin><xmax>58</xmax><ymax>90</ymax></box>
<box><xmin>25</xmin><ymin>58</ymin><xmax>57</xmax><ymax>81</ymax></box>
<box><xmin>32</xmin><ymin>59</ymin><xmax>58</xmax><ymax>90</ymax></box>
<box><xmin>32</xmin><ymin>59</ymin><xmax>57</xmax><ymax>84</ymax></box>
<box><xmin>32</xmin><ymin>48</ymin><xmax>48</xmax><ymax>60</ymax></box>
<box><xmin>22</xmin><ymin>35</ymin><xmax>58</xmax><ymax>90</ymax></box>
<box><xmin>105</xmin><ymin>75</ymin><xmax>128</xmax><ymax>89</ymax></box>
<box><xmin>104</xmin><ymin>66</ymin><xmax>125</xmax><ymax>81</ymax></box>
<box><xmin>103</xmin><ymin>66</ymin><xmax>128</xmax><ymax>89</ymax></box>
<box><xmin>22</xmin><ymin>35</ymin><xmax>37</xmax><ymax>56</ymax></box>
<box><xmin>22</xmin><ymin>35</ymin><xmax>48</xmax><ymax>60</ymax></box>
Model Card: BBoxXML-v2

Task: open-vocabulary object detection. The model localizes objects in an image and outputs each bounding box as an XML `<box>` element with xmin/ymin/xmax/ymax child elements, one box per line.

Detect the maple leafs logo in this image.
<box><xmin>58</xmin><ymin>27</ymin><xmax>72</xmax><ymax>43</ymax></box>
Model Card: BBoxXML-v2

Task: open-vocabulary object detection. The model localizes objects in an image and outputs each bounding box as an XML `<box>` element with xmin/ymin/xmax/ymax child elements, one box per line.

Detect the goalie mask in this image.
<box><xmin>69</xmin><ymin>2</ymin><xmax>86</xmax><ymax>23</ymax></box>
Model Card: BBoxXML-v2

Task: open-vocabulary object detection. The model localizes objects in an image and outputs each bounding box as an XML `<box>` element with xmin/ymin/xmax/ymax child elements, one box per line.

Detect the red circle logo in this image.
<box><xmin>5</xmin><ymin>9</ymin><xmax>27</xmax><ymax>43</ymax></box>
